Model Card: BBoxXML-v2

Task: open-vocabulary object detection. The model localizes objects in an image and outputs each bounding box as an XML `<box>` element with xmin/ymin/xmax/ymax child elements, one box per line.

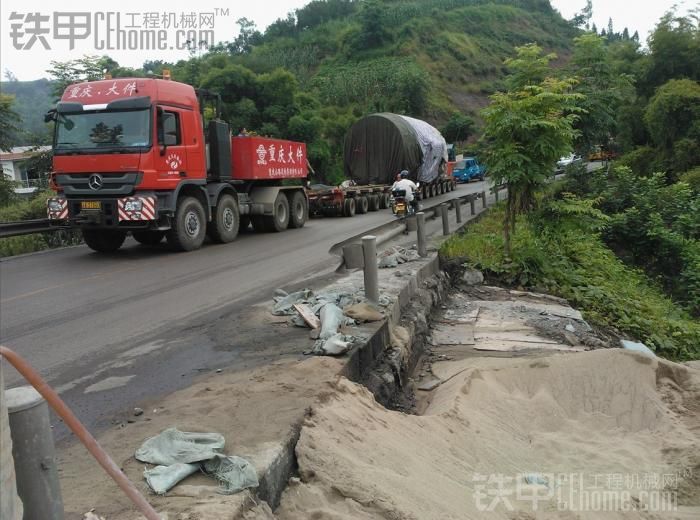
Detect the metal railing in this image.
<box><xmin>0</xmin><ymin>219</ymin><xmax>55</xmax><ymax>239</ymax></box>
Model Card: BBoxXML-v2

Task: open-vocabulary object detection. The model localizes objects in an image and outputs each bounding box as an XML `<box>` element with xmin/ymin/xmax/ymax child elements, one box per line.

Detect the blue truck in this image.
<box><xmin>452</xmin><ymin>157</ymin><xmax>486</xmax><ymax>183</ymax></box>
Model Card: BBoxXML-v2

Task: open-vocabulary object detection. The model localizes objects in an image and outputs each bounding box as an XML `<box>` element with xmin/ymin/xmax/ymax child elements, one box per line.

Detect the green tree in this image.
<box><xmin>644</xmin><ymin>78</ymin><xmax>700</xmax><ymax>173</ymax></box>
<box><xmin>570</xmin><ymin>33</ymin><xmax>633</xmax><ymax>154</ymax></box>
<box><xmin>46</xmin><ymin>56</ymin><xmax>117</xmax><ymax>99</ymax></box>
<box><xmin>481</xmin><ymin>44</ymin><xmax>582</xmax><ymax>255</ymax></box>
<box><xmin>640</xmin><ymin>11</ymin><xmax>700</xmax><ymax>97</ymax></box>
<box><xmin>441</xmin><ymin>113</ymin><xmax>475</xmax><ymax>144</ymax></box>
<box><xmin>0</xmin><ymin>94</ymin><xmax>21</xmax><ymax>152</ymax></box>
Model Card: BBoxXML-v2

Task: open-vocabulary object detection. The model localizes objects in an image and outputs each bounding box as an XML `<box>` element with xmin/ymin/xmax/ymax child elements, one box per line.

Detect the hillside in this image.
<box><xmin>228</xmin><ymin>0</ymin><xmax>577</xmax><ymax>123</ymax></box>
<box><xmin>0</xmin><ymin>79</ymin><xmax>53</xmax><ymax>145</ymax></box>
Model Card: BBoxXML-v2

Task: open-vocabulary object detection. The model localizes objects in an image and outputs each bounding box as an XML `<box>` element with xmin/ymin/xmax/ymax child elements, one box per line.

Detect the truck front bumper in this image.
<box><xmin>48</xmin><ymin>193</ymin><xmax>161</xmax><ymax>229</ymax></box>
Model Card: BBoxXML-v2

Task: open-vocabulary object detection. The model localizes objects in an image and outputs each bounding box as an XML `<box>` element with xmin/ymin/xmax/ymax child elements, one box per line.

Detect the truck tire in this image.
<box><xmin>208</xmin><ymin>194</ymin><xmax>240</xmax><ymax>243</ymax></box>
<box><xmin>379</xmin><ymin>193</ymin><xmax>390</xmax><ymax>209</ymax></box>
<box><xmin>167</xmin><ymin>196</ymin><xmax>207</xmax><ymax>251</ymax></box>
<box><xmin>288</xmin><ymin>191</ymin><xmax>307</xmax><ymax>229</ymax></box>
<box><xmin>133</xmin><ymin>230</ymin><xmax>165</xmax><ymax>245</ymax></box>
<box><xmin>270</xmin><ymin>192</ymin><xmax>290</xmax><ymax>231</ymax></box>
<box><xmin>82</xmin><ymin>229</ymin><xmax>126</xmax><ymax>253</ymax></box>
<box><xmin>368</xmin><ymin>194</ymin><xmax>380</xmax><ymax>211</ymax></box>
<box><xmin>343</xmin><ymin>198</ymin><xmax>356</xmax><ymax>217</ymax></box>
<box><xmin>439</xmin><ymin>183</ymin><xmax>445</xmax><ymax>195</ymax></box>
<box><xmin>357</xmin><ymin>196</ymin><xmax>369</xmax><ymax>214</ymax></box>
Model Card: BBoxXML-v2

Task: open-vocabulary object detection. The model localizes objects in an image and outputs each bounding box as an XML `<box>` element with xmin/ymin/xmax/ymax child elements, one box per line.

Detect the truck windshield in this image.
<box><xmin>55</xmin><ymin>108</ymin><xmax>151</xmax><ymax>151</ymax></box>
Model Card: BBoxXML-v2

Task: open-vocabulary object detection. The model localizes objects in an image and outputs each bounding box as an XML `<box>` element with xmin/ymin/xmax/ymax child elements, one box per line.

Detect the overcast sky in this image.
<box><xmin>0</xmin><ymin>0</ymin><xmax>690</xmax><ymax>81</ymax></box>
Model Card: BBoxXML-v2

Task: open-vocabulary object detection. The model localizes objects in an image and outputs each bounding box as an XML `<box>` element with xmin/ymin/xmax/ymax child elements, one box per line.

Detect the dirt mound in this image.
<box><xmin>277</xmin><ymin>350</ymin><xmax>700</xmax><ymax>519</ymax></box>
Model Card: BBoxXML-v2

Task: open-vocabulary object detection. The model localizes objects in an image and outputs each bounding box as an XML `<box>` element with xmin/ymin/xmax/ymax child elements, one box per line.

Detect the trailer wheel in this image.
<box><xmin>439</xmin><ymin>183</ymin><xmax>445</xmax><ymax>195</ymax></box>
<box><xmin>368</xmin><ymin>194</ymin><xmax>380</xmax><ymax>211</ymax></box>
<box><xmin>82</xmin><ymin>229</ymin><xmax>127</xmax><ymax>253</ymax></box>
<box><xmin>379</xmin><ymin>193</ymin><xmax>390</xmax><ymax>209</ymax></box>
<box><xmin>133</xmin><ymin>230</ymin><xmax>165</xmax><ymax>245</ymax></box>
<box><xmin>208</xmin><ymin>194</ymin><xmax>240</xmax><ymax>243</ymax></box>
<box><xmin>167</xmin><ymin>196</ymin><xmax>207</xmax><ymax>251</ymax></box>
<box><xmin>357</xmin><ymin>196</ymin><xmax>369</xmax><ymax>214</ymax></box>
<box><xmin>288</xmin><ymin>191</ymin><xmax>307</xmax><ymax>229</ymax></box>
<box><xmin>343</xmin><ymin>198</ymin><xmax>356</xmax><ymax>217</ymax></box>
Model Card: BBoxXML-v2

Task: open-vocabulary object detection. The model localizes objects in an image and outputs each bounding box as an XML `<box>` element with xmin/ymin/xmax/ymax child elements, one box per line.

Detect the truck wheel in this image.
<box><xmin>439</xmin><ymin>183</ymin><xmax>445</xmax><ymax>195</ymax></box>
<box><xmin>133</xmin><ymin>231</ymin><xmax>165</xmax><ymax>245</ymax></box>
<box><xmin>167</xmin><ymin>196</ymin><xmax>207</xmax><ymax>251</ymax></box>
<box><xmin>82</xmin><ymin>229</ymin><xmax>126</xmax><ymax>253</ymax></box>
<box><xmin>288</xmin><ymin>191</ymin><xmax>307</xmax><ymax>229</ymax></box>
<box><xmin>208</xmin><ymin>194</ymin><xmax>240</xmax><ymax>243</ymax></box>
<box><xmin>379</xmin><ymin>193</ymin><xmax>390</xmax><ymax>209</ymax></box>
<box><xmin>343</xmin><ymin>198</ymin><xmax>356</xmax><ymax>217</ymax></box>
<box><xmin>269</xmin><ymin>193</ymin><xmax>290</xmax><ymax>231</ymax></box>
<box><xmin>356</xmin><ymin>196</ymin><xmax>369</xmax><ymax>214</ymax></box>
<box><xmin>368</xmin><ymin>194</ymin><xmax>380</xmax><ymax>211</ymax></box>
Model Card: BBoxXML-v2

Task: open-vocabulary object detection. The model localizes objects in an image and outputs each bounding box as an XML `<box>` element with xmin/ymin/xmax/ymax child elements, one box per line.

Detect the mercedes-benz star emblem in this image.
<box><xmin>88</xmin><ymin>174</ymin><xmax>103</xmax><ymax>191</ymax></box>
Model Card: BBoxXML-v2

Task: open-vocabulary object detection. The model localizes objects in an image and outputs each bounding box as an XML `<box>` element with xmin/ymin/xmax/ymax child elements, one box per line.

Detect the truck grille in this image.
<box><xmin>56</xmin><ymin>173</ymin><xmax>142</xmax><ymax>196</ymax></box>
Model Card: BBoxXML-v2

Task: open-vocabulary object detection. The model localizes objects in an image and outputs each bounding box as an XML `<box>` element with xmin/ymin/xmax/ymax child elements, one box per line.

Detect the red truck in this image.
<box><xmin>45</xmin><ymin>77</ymin><xmax>308</xmax><ymax>253</ymax></box>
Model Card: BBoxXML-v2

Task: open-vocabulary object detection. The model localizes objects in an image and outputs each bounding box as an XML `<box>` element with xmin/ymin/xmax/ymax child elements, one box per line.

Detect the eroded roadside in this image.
<box><xmin>56</xmin><ymin>214</ymin><xmax>700</xmax><ymax>519</ymax></box>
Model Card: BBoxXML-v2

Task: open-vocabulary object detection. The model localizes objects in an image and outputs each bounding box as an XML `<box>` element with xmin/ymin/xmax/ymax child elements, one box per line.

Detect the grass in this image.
<box><xmin>441</xmin><ymin>204</ymin><xmax>700</xmax><ymax>360</ymax></box>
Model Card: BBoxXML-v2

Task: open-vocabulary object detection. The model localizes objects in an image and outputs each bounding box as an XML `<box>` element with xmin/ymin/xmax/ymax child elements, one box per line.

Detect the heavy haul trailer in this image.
<box><xmin>343</xmin><ymin>112</ymin><xmax>455</xmax><ymax>203</ymax></box>
<box><xmin>307</xmin><ymin>183</ymin><xmax>391</xmax><ymax>217</ymax></box>
<box><xmin>45</xmin><ymin>77</ymin><xmax>308</xmax><ymax>253</ymax></box>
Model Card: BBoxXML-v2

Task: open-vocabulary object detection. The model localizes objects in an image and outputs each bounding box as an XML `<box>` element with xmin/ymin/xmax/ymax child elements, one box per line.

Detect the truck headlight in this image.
<box><xmin>124</xmin><ymin>200</ymin><xmax>143</xmax><ymax>212</ymax></box>
<box><xmin>48</xmin><ymin>199</ymin><xmax>64</xmax><ymax>212</ymax></box>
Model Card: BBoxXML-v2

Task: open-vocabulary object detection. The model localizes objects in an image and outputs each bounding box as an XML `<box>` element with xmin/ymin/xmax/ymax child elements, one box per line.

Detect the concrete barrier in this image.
<box><xmin>0</xmin><ymin>361</ymin><xmax>23</xmax><ymax>520</ymax></box>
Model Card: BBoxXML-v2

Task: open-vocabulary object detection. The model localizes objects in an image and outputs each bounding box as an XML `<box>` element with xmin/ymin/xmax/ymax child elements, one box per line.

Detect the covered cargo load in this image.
<box><xmin>343</xmin><ymin>113</ymin><xmax>448</xmax><ymax>185</ymax></box>
<box><xmin>232</xmin><ymin>136</ymin><xmax>307</xmax><ymax>181</ymax></box>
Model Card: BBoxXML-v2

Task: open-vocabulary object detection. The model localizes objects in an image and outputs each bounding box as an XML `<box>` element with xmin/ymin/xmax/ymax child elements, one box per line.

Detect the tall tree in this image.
<box><xmin>481</xmin><ymin>44</ymin><xmax>582</xmax><ymax>255</ymax></box>
<box><xmin>0</xmin><ymin>94</ymin><xmax>21</xmax><ymax>152</ymax></box>
<box><xmin>570</xmin><ymin>33</ymin><xmax>633</xmax><ymax>154</ymax></box>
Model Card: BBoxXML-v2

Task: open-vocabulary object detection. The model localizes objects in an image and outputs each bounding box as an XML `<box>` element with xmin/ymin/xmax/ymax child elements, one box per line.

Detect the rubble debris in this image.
<box><xmin>133</xmin><ymin>407</ymin><xmax>144</xmax><ymax>416</ymax></box>
<box><xmin>343</xmin><ymin>303</ymin><xmax>384</xmax><ymax>322</ymax></box>
<box><xmin>293</xmin><ymin>304</ymin><xmax>321</xmax><ymax>329</ymax></box>
<box><xmin>135</xmin><ymin>428</ymin><xmax>258</xmax><ymax>495</ymax></box>
<box><xmin>461</xmin><ymin>269</ymin><xmax>484</xmax><ymax>285</ymax></box>
<box><xmin>621</xmin><ymin>339</ymin><xmax>655</xmax><ymax>358</ymax></box>
<box><xmin>378</xmin><ymin>246</ymin><xmax>420</xmax><ymax>268</ymax></box>
<box><xmin>310</xmin><ymin>333</ymin><xmax>355</xmax><ymax>356</ymax></box>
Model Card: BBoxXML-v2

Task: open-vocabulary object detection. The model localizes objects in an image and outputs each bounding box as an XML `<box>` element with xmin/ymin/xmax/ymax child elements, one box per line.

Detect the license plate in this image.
<box><xmin>81</xmin><ymin>201</ymin><xmax>101</xmax><ymax>210</ymax></box>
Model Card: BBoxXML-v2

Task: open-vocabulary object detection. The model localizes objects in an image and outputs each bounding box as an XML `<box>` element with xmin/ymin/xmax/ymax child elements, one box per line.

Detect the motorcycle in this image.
<box><xmin>390</xmin><ymin>183</ymin><xmax>419</xmax><ymax>218</ymax></box>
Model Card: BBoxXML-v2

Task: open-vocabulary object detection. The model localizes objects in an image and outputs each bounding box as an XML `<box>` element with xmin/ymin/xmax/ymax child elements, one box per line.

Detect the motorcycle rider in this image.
<box><xmin>391</xmin><ymin>170</ymin><xmax>419</xmax><ymax>213</ymax></box>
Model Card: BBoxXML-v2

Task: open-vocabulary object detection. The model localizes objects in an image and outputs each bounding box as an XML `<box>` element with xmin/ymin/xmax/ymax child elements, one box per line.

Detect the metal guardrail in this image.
<box><xmin>0</xmin><ymin>219</ymin><xmax>56</xmax><ymax>239</ymax></box>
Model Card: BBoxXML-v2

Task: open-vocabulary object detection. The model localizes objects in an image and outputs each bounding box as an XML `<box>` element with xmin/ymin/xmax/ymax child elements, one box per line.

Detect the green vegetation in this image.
<box><xmin>481</xmin><ymin>43</ymin><xmax>581</xmax><ymax>255</ymax></box>
<box><xmin>0</xmin><ymin>191</ymin><xmax>82</xmax><ymax>257</ymax></box>
<box><xmin>441</xmin><ymin>199</ymin><xmax>700</xmax><ymax>360</ymax></box>
<box><xmin>442</xmin><ymin>5</ymin><xmax>699</xmax><ymax>361</ymax></box>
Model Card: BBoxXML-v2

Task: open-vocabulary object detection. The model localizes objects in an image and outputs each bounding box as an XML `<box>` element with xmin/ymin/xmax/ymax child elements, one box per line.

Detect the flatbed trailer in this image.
<box><xmin>307</xmin><ymin>184</ymin><xmax>390</xmax><ymax>217</ymax></box>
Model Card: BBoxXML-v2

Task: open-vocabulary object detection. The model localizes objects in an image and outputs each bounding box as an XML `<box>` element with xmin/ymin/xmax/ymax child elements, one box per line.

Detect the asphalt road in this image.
<box><xmin>0</xmin><ymin>180</ymin><xmax>489</xmax><ymax>440</ymax></box>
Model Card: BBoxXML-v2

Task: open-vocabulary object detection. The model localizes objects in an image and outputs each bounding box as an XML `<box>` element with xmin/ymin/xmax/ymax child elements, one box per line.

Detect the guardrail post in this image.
<box><xmin>481</xmin><ymin>191</ymin><xmax>487</xmax><ymax>209</ymax></box>
<box><xmin>470</xmin><ymin>195</ymin><xmax>476</xmax><ymax>216</ymax></box>
<box><xmin>416</xmin><ymin>212</ymin><xmax>427</xmax><ymax>257</ymax></box>
<box><xmin>454</xmin><ymin>199</ymin><xmax>462</xmax><ymax>223</ymax></box>
<box><xmin>440</xmin><ymin>203</ymin><xmax>450</xmax><ymax>236</ymax></box>
<box><xmin>494</xmin><ymin>187</ymin><xmax>500</xmax><ymax>202</ymax></box>
<box><xmin>362</xmin><ymin>236</ymin><xmax>379</xmax><ymax>304</ymax></box>
<box><xmin>6</xmin><ymin>386</ymin><xmax>64</xmax><ymax>520</ymax></box>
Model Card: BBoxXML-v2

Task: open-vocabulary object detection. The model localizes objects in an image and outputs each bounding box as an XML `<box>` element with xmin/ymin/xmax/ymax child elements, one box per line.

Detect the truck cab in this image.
<box><xmin>46</xmin><ymin>77</ymin><xmax>308</xmax><ymax>253</ymax></box>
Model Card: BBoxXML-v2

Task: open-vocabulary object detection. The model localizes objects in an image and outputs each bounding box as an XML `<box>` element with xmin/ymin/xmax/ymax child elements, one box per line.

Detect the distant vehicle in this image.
<box><xmin>452</xmin><ymin>157</ymin><xmax>486</xmax><ymax>183</ymax></box>
<box><xmin>556</xmin><ymin>153</ymin><xmax>583</xmax><ymax>170</ymax></box>
<box><xmin>587</xmin><ymin>147</ymin><xmax>618</xmax><ymax>162</ymax></box>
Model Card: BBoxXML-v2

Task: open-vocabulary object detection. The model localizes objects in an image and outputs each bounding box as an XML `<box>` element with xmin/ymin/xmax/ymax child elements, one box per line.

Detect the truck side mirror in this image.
<box><xmin>44</xmin><ymin>109</ymin><xmax>57</xmax><ymax>123</ymax></box>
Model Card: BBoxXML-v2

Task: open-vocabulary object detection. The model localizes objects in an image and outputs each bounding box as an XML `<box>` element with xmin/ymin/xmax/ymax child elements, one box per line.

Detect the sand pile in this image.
<box><xmin>276</xmin><ymin>350</ymin><xmax>700</xmax><ymax>519</ymax></box>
